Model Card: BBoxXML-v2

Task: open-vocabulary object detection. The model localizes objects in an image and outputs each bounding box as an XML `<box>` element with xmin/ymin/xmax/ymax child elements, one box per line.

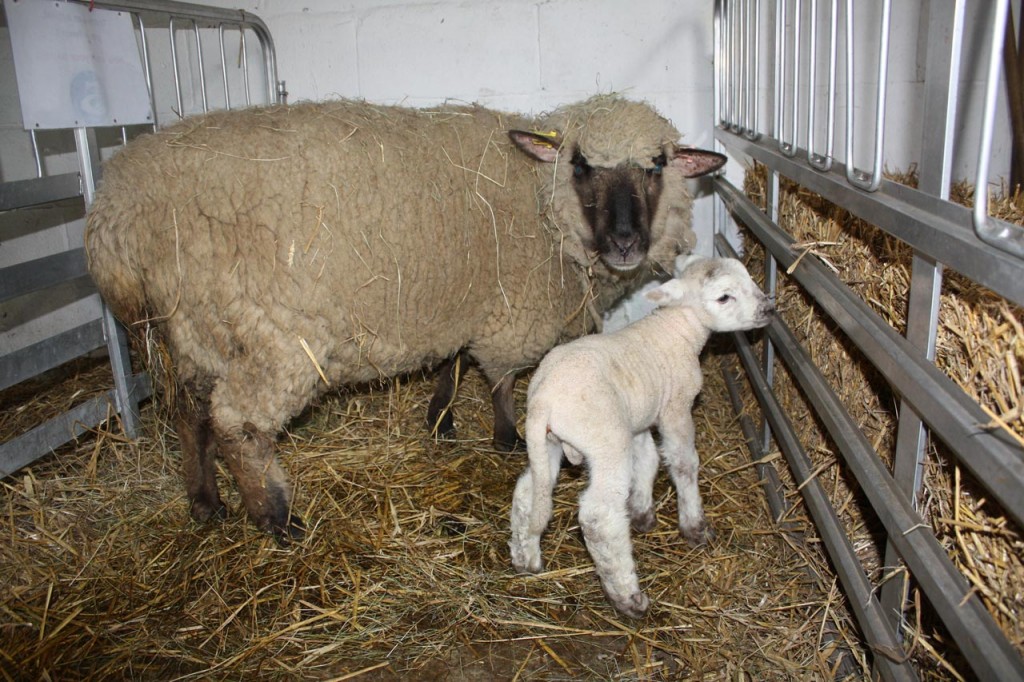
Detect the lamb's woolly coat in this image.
<box><xmin>85</xmin><ymin>95</ymin><xmax>722</xmax><ymax>537</ymax></box>
<box><xmin>509</xmin><ymin>257</ymin><xmax>774</xmax><ymax>618</ymax></box>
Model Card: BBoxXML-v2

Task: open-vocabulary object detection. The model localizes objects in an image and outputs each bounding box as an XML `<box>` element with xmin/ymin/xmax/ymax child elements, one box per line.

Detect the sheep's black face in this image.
<box><xmin>571</xmin><ymin>148</ymin><xmax>663</xmax><ymax>272</ymax></box>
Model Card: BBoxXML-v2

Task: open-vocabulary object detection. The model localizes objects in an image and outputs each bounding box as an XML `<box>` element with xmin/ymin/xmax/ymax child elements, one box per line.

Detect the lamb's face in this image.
<box><xmin>697</xmin><ymin>259</ymin><xmax>775</xmax><ymax>332</ymax></box>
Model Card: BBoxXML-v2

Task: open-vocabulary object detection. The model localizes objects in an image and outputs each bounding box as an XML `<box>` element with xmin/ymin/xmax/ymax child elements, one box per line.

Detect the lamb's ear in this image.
<box><xmin>673</xmin><ymin>253</ymin><xmax>705</xmax><ymax>277</ymax></box>
<box><xmin>645</xmin><ymin>278</ymin><xmax>692</xmax><ymax>306</ymax></box>
<box><xmin>509</xmin><ymin>130</ymin><xmax>563</xmax><ymax>163</ymax></box>
<box><xmin>670</xmin><ymin>147</ymin><xmax>727</xmax><ymax>178</ymax></box>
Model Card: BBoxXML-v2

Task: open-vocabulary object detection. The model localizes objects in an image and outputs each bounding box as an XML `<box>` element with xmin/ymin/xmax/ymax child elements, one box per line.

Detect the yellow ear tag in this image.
<box><xmin>530</xmin><ymin>130</ymin><xmax>560</xmax><ymax>149</ymax></box>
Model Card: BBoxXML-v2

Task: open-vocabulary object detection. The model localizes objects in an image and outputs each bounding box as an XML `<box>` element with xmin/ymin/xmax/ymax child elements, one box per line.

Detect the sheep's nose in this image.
<box><xmin>614</xmin><ymin>235</ymin><xmax>638</xmax><ymax>257</ymax></box>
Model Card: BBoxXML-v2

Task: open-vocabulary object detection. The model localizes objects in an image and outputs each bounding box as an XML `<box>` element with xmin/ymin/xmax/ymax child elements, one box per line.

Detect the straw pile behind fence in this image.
<box><xmin>2</xmin><ymin>335</ymin><xmax>863</xmax><ymax>679</ymax></box>
<box><xmin>742</xmin><ymin>164</ymin><xmax>1024</xmax><ymax>678</ymax></box>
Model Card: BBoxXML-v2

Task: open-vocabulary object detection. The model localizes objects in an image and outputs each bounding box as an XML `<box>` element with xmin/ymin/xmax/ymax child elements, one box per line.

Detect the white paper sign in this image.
<box><xmin>4</xmin><ymin>0</ymin><xmax>153</xmax><ymax>129</ymax></box>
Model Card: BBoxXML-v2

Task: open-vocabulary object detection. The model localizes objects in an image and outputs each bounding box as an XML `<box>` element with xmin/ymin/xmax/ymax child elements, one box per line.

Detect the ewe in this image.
<box><xmin>509</xmin><ymin>256</ymin><xmax>774</xmax><ymax>617</ymax></box>
<box><xmin>85</xmin><ymin>96</ymin><xmax>724</xmax><ymax>540</ymax></box>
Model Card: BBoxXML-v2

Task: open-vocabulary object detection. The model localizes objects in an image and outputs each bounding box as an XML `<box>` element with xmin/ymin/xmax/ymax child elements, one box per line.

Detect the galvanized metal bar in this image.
<box><xmin>134</xmin><ymin>12</ymin><xmax>157</xmax><ymax>129</ymax></box>
<box><xmin>778</xmin><ymin>0</ymin><xmax>799</xmax><ymax>156</ymax></box>
<box><xmin>0</xmin><ymin>173</ymin><xmax>82</xmax><ymax>211</ymax></box>
<box><xmin>241</xmin><ymin>28</ymin><xmax>252</xmax><ymax>106</ymax></box>
<box><xmin>169</xmin><ymin>16</ymin><xmax>185</xmax><ymax>117</ymax></box>
<box><xmin>744</xmin><ymin>0</ymin><xmax>761</xmax><ymax>140</ymax></box>
<box><xmin>880</xmin><ymin>0</ymin><xmax>965</xmax><ymax>644</ymax></box>
<box><xmin>192</xmin><ymin>19</ymin><xmax>209</xmax><ymax>113</ymax></box>
<box><xmin>730</xmin><ymin>320</ymin><xmax>918</xmax><ymax>682</ymax></box>
<box><xmin>714</xmin><ymin>130</ymin><xmax>1024</xmax><ymax>308</ymax></box>
<box><xmin>219</xmin><ymin>24</ymin><xmax>231</xmax><ymax>109</ymax></box>
<box><xmin>730</xmin><ymin>0</ymin><xmax>738</xmax><ymax>128</ymax></box>
<box><xmin>714</xmin><ymin>0</ymin><xmax>724</xmax><ymax>127</ymax></box>
<box><xmin>0</xmin><ymin>249</ymin><xmax>90</xmax><ymax>304</ymax></box>
<box><xmin>807</xmin><ymin>0</ymin><xmax>837</xmax><ymax>170</ymax></box>
<box><xmin>0</xmin><ymin>320</ymin><xmax>105</xmax><ymax>392</ymax></box>
<box><xmin>973</xmin><ymin>0</ymin><xmax>1024</xmax><ymax>259</ymax></box>
<box><xmin>844</xmin><ymin>0</ymin><xmax>891</xmax><ymax>191</ymax></box>
<box><xmin>735</xmin><ymin>0</ymin><xmax>747</xmax><ymax>135</ymax></box>
<box><xmin>715</xmin><ymin>176</ymin><xmax>1024</xmax><ymax>529</ymax></box>
<box><xmin>774</xmin><ymin>0</ymin><xmax>785</xmax><ymax>145</ymax></box>
<box><xmin>29</xmin><ymin>130</ymin><xmax>43</xmax><ymax>178</ymax></box>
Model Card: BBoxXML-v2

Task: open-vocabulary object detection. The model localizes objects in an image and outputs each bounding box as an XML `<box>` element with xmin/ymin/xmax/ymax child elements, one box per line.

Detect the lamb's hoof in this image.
<box><xmin>189</xmin><ymin>497</ymin><xmax>228</xmax><ymax>524</ymax></box>
<box><xmin>270</xmin><ymin>514</ymin><xmax>306</xmax><ymax>546</ymax></box>
<box><xmin>631</xmin><ymin>509</ymin><xmax>657</xmax><ymax>533</ymax></box>
<box><xmin>509</xmin><ymin>543</ymin><xmax>543</xmax><ymax>574</ymax></box>
<box><xmin>680</xmin><ymin>519</ymin><xmax>716</xmax><ymax>547</ymax></box>
<box><xmin>609</xmin><ymin>591</ymin><xmax>650</xmax><ymax>619</ymax></box>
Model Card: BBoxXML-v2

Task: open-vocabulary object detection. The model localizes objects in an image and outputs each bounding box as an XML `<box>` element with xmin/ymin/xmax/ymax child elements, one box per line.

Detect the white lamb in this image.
<box><xmin>509</xmin><ymin>255</ymin><xmax>774</xmax><ymax>618</ymax></box>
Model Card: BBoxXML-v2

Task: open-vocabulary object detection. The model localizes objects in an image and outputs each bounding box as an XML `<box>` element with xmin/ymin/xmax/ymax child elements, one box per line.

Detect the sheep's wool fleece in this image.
<box><xmin>85</xmin><ymin>97</ymin><xmax>693</xmax><ymax>432</ymax></box>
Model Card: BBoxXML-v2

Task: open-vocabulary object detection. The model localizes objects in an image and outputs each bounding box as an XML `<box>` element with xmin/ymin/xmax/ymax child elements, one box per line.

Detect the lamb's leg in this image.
<box><xmin>627</xmin><ymin>431</ymin><xmax>659</xmax><ymax>533</ymax></box>
<box><xmin>216</xmin><ymin>422</ymin><xmax>304</xmax><ymax>544</ymax></box>
<box><xmin>659</xmin><ymin>410</ymin><xmax>715</xmax><ymax>546</ymax></box>
<box><xmin>489</xmin><ymin>372</ymin><xmax>525</xmax><ymax>452</ymax></box>
<box><xmin>176</xmin><ymin>385</ymin><xmax>226</xmax><ymax>523</ymax></box>
<box><xmin>426</xmin><ymin>350</ymin><xmax>465</xmax><ymax>439</ymax></box>
<box><xmin>579</xmin><ymin>448</ymin><xmax>649</xmax><ymax>618</ymax></box>
<box><xmin>509</xmin><ymin>417</ymin><xmax>562</xmax><ymax>573</ymax></box>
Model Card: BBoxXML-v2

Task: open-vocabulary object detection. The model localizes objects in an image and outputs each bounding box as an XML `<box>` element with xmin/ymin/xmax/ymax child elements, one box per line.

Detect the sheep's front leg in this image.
<box><xmin>216</xmin><ymin>422</ymin><xmax>305</xmax><ymax>544</ymax></box>
<box><xmin>509</xmin><ymin>434</ymin><xmax>563</xmax><ymax>573</ymax></box>
<box><xmin>579</xmin><ymin>452</ymin><xmax>649</xmax><ymax>618</ymax></box>
<box><xmin>659</xmin><ymin>410</ymin><xmax>715</xmax><ymax>546</ymax></box>
<box><xmin>176</xmin><ymin>386</ymin><xmax>226</xmax><ymax>524</ymax></box>
<box><xmin>627</xmin><ymin>431</ymin><xmax>659</xmax><ymax>533</ymax></box>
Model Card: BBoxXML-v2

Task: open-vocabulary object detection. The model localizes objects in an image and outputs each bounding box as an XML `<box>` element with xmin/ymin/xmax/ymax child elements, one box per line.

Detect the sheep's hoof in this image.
<box><xmin>189</xmin><ymin>497</ymin><xmax>228</xmax><ymax>524</ymax></box>
<box><xmin>609</xmin><ymin>591</ymin><xmax>650</xmax><ymax>619</ymax></box>
<box><xmin>493</xmin><ymin>432</ymin><xmax>526</xmax><ymax>453</ymax></box>
<box><xmin>270</xmin><ymin>514</ymin><xmax>306</xmax><ymax>546</ymax></box>
<box><xmin>426</xmin><ymin>409</ymin><xmax>456</xmax><ymax>440</ymax></box>
<box><xmin>631</xmin><ymin>509</ymin><xmax>657</xmax><ymax>533</ymax></box>
<box><xmin>680</xmin><ymin>519</ymin><xmax>716</xmax><ymax>547</ymax></box>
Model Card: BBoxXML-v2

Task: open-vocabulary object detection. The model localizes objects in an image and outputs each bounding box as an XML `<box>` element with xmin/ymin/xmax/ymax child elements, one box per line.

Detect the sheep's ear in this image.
<box><xmin>670</xmin><ymin>148</ymin><xmax>727</xmax><ymax>178</ymax></box>
<box><xmin>645</xmin><ymin>278</ymin><xmax>692</xmax><ymax>306</ymax></box>
<box><xmin>509</xmin><ymin>129</ymin><xmax>563</xmax><ymax>163</ymax></box>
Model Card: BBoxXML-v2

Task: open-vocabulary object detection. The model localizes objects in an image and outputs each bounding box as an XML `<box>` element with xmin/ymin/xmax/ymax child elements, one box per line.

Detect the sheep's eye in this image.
<box><xmin>572</xmin><ymin>150</ymin><xmax>590</xmax><ymax>178</ymax></box>
<box><xmin>650</xmin><ymin>154</ymin><xmax>667</xmax><ymax>175</ymax></box>
<box><xmin>716</xmin><ymin>294</ymin><xmax>733</xmax><ymax>304</ymax></box>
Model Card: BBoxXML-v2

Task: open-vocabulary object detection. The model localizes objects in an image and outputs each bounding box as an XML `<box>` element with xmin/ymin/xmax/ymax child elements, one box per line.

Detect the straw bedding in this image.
<box><xmin>1</xmin><ymin>344</ymin><xmax>865</xmax><ymax>679</ymax></box>
<box><xmin>9</xmin><ymin>165</ymin><xmax>1019</xmax><ymax>679</ymax></box>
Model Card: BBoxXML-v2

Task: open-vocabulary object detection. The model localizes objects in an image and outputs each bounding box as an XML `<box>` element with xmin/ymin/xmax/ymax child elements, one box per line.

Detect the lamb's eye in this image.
<box><xmin>716</xmin><ymin>294</ymin><xmax>733</xmax><ymax>304</ymax></box>
<box><xmin>650</xmin><ymin>154</ymin><xmax>667</xmax><ymax>175</ymax></box>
